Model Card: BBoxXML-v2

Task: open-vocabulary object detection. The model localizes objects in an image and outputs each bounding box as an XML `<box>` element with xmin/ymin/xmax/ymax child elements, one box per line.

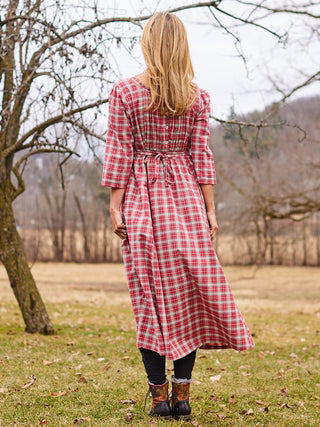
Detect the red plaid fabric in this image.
<box><xmin>102</xmin><ymin>77</ymin><xmax>255</xmax><ymax>360</ymax></box>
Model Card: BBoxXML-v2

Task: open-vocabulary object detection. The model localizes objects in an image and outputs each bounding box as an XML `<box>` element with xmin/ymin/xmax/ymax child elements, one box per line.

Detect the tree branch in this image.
<box><xmin>236</xmin><ymin>1</ymin><xmax>320</xmax><ymax>19</ymax></box>
<box><xmin>13</xmin><ymin>146</ymin><xmax>80</xmax><ymax>174</ymax></box>
<box><xmin>3</xmin><ymin>98</ymin><xmax>109</xmax><ymax>158</ymax></box>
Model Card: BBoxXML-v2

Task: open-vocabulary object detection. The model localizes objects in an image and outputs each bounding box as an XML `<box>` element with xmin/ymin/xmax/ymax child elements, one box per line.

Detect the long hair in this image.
<box><xmin>141</xmin><ymin>12</ymin><xmax>198</xmax><ymax>117</ymax></box>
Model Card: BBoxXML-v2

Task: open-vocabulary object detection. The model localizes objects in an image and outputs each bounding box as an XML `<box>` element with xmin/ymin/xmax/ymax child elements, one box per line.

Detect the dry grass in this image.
<box><xmin>0</xmin><ymin>263</ymin><xmax>319</xmax><ymax>426</ymax></box>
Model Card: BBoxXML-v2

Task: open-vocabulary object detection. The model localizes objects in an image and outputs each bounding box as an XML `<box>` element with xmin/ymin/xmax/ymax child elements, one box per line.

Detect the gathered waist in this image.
<box><xmin>134</xmin><ymin>150</ymin><xmax>190</xmax><ymax>187</ymax></box>
<box><xmin>134</xmin><ymin>149</ymin><xmax>190</xmax><ymax>157</ymax></box>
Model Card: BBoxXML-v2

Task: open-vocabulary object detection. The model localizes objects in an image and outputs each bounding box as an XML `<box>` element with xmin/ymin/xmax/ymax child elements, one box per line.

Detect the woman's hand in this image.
<box><xmin>110</xmin><ymin>188</ymin><xmax>127</xmax><ymax>240</ymax></box>
<box><xmin>207</xmin><ymin>210</ymin><xmax>218</xmax><ymax>242</ymax></box>
<box><xmin>199</xmin><ymin>184</ymin><xmax>218</xmax><ymax>242</ymax></box>
<box><xmin>110</xmin><ymin>207</ymin><xmax>127</xmax><ymax>240</ymax></box>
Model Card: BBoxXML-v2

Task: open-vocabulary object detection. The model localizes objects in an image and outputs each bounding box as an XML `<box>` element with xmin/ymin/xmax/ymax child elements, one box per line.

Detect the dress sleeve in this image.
<box><xmin>101</xmin><ymin>83</ymin><xmax>134</xmax><ymax>188</ymax></box>
<box><xmin>190</xmin><ymin>90</ymin><xmax>217</xmax><ymax>185</ymax></box>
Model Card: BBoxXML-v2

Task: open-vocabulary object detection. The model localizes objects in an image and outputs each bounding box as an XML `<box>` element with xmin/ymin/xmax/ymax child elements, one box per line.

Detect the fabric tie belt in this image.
<box><xmin>135</xmin><ymin>150</ymin><xmax>189</xmax><ymax>187</ymax></box>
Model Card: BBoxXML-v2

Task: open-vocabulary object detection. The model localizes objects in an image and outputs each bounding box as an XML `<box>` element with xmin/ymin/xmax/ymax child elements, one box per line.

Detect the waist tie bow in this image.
<box><xmin>143</xmin><ymin>152</ymin><xmax>175</xmax><ymax>187</ymax></box>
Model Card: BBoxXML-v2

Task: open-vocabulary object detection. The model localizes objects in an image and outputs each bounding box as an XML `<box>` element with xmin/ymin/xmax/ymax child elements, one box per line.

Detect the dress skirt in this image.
<box><xmin>101</xmin><ymin>77</ymin><xmax>255</xmax><ymax>360</ymax></box>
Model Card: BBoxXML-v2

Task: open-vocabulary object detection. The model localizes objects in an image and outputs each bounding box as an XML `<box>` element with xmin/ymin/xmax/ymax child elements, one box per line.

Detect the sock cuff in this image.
<box><xmin>171</xmin><ymin>375</ymin><xmax>193</xmax><ymax>384</ymax></box>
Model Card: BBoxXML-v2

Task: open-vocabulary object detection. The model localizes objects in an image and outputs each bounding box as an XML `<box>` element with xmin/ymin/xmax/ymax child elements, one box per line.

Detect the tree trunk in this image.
<box><xmin>316</xmin><ymin>214</ymin><xmax>320</xmax><ymax>267</ymax></box>
<box><xmin>0</xmin><ymin>186</ymin><xmax>55</xmax><ymax>335</ymax></box>
<box><xmin>103</xmin><ymin>214</ymin><xmax>108</xmax><ymax>262</ymax></box>
<box><xmin>73</xmin><ymin>193</ymin><xmax>90</xmax><ymax>261</ymax></box>
<box><xmin>302</xmin><ymin>220</ymin><xmax>307</xmax><ymax>266</ymax></box>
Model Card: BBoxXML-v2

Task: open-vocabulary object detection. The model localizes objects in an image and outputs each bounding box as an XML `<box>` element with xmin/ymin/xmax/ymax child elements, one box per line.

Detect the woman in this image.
<box><xmin>101</xmin><ymin>11</ymin><xmax>254</xmax><ymax>421</ymax></box>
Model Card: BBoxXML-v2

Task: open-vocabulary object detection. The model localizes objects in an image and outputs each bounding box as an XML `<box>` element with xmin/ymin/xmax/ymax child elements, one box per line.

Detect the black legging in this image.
<box><xmin>139</xmin><ymin>347</ymin><xmax>197</xmax><ymax>385</ymax></box>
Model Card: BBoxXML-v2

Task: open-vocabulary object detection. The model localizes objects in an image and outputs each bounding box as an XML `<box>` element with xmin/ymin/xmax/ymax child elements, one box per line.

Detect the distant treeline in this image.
<box><xmin>13</xmin><ymin>95</ymin><xmax>320</xmax><ymax>266</ymax></box>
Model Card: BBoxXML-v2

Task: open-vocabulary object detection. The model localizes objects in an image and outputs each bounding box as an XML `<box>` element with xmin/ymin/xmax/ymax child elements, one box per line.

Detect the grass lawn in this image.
<box><xmin>0</xmin><ymin>263</ymin><xmax>319</xmax><ymax>426</ymax></box>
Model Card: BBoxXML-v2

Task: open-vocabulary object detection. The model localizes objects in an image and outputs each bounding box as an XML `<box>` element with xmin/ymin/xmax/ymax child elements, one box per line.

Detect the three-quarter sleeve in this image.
<box><xmin>190</xmin><ymin>89</ymin><xmax>217</xmax><ymax>185</ymax></box>
<box><xmin>101</xmin><ymin>83</ymin><xmax>134</xmax><ymax>188</ymax></box>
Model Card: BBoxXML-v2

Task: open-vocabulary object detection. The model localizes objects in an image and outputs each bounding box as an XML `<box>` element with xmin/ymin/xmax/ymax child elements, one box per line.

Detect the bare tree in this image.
<box><xmin>1</xmin><ymin>1</ymin><xmax>231</xmax><ymax>333</ymax></box>
<box><xmin>214</xmin><ymin>95</ymin><xmax>320</xmax><ymax>264</ymax></box>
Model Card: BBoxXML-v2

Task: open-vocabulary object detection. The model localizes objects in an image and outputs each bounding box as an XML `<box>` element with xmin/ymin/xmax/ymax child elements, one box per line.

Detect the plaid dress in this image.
<box><xmin>101</xmin><ymin>77</ymin><xmax>255</xmax><ymax>360</ymax></box>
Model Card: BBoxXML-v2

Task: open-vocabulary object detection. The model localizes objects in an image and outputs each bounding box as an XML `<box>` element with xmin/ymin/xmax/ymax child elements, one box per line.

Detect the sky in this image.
<box><xmin>104</xmin><ymin>0</ymin><xmax>320</xmax><ymax>118</ymax></box>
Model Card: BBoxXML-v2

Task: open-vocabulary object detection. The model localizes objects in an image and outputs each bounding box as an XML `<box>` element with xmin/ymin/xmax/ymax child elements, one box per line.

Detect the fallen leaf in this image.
<box><xmin>121</xmin><ymin>356</ymin><xmax>129</xmax><ymax>360</ymax></box>
<box><xmin>87</xmin><ymin>351</ymin><xmax>95</xmax><ymax>356</ymax></box>
<box><xmin>280</xmin><ymin>403</ymin><xmax>293</xmax><ymax>409</ymax></box>
<box><xmin>193</xmin><ymin>380</ymin><xmax>202</xmax><ymax>385</ymax></box>
<box><xmin>280</xmin><ymin>387</ymin><xmax>288</xmax><ymax>395</ymax></box>
<box><xmin>217</xmin><ymin>413</ymin><xmax>227</xmax><ymax>419</ymax></box>
<box><xmin>198</xmin><ymin>355</ymin><xmax>207</xmax><ymax>359</ymax></box>
<box><xmin>22</xmin><ymin>375</ymin><xmax>36</xmax><ymax>389</ymax></box>
<box><xmin>97</xmin><ymin>358</ymin><xmax>105</xmax><ymax>362</ymax></box>
<box><xmin>210</xmin><ymin>375</ymin><xmax>221</xmax><ymax>383</ymax></box>
<box><xmin>241</xmin><ymin>408</ymin><xmax>254</xmax><ymax>415</ymax></box>
<box><xmin>74</xmin><ymin>417</ymin><xmax>90</xmax><ymax>425</ymax></box>
<box><xmin>255</xmin><ymin>400</ymin><xmax>268</xmax><ymax>406</ymax></box>
<box><xmin>125</xmin><ymin>412</ymin><xmax>133</xmax><ymax>422</ymax></box>
<box><xmin>120</xmin><ymin>399</ymin><xmax>136</xmax><ymax>405</ymax></box>
<box><xmin>51</xmin><ymin>390</ymin><xmax>68</xmax><ymax>397</ymax></box>
<box><xmin>78</xmin><ymin>376</ymin><xmax>87</xmax><ymax>383</ymax></box>
<box><xmin>39</xmin><ymin>420</ymin><xmax>48</xmax><ymax>425</ymax></box>
<box><xmin>210</xmin><ymin>395</ymin><xmax>224</xmax><ymax>402</ymax></box>
<box><xmin>51</xmin><ymin>388</ymin><xmax>79</xmax><ymax>397</ymax></box>
<box><xmin>42</xmin><ymin>360</ymin><xmax>53</xmax><ymax>366</ymax></box>
<box><xmin>239</xmin><ymin>365</ymin><xmax>251</xmax><ymax>370</ymax></box>
<box><xmin>104</xmin><ymin>362</ymin><xmax>112</xmax><ymax>370</ymax></box>
<box><xmin>229</xmin><ymin>395</ymin><xmax>236</xmax><ymax>404</ymax></box>
<box><xmin>290</xmin><ymin>353</ymin><xmax>298</xmax><ymax>358</ymax></box>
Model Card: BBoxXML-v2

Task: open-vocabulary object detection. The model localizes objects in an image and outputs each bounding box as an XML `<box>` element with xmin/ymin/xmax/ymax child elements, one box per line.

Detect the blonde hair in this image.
<box><xmin>141</xmin><ymin>12</ymin><xmax>198</xmax><ymax>116</ymax></box>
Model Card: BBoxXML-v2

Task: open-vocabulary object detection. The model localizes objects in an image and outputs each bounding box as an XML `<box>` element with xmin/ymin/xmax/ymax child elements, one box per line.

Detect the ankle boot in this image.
<box><xmin>171</xmin><ymin>376</ymin><xmax>192</xmax><ymax>421</ymax></box>
<box><xmin>146</xmin><ymin>380</ymin><xmax>172</xmax><ymax>420</ymax></box>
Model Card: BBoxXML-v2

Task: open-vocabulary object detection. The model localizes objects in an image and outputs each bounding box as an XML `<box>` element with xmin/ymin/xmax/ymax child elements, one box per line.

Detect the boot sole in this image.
<box><xmin>149</xmin><ymin>414</ymin><xmax>172</xmax><ymax>420</ymax></box>
<box><xmin>174</xmin><ymin>414</ymin><xmax>191</xmax><ymax>421</ymax></box>
<box><xmin>162</xmin><ymin>415</ymin><xmax>173</xmax><ymax>420</ymax></box>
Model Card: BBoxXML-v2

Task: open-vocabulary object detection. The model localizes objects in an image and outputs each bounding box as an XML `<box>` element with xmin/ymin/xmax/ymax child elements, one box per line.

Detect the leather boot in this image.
<box><xmin>171</xmin><ymin>375</ymin><xmax>192</xmax><ymax>421</ymax></box>
<box><xmin>146</xmin><ymin>380</ymin><xmax>172</xmax><ymax>420</ymax></box>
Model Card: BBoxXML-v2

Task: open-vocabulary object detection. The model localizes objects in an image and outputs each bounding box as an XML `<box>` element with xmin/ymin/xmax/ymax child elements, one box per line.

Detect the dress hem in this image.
<box><xmin>137</xmin><ymin>339</ymin><xmax>255</xmax><ymax>361</ymax></box>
